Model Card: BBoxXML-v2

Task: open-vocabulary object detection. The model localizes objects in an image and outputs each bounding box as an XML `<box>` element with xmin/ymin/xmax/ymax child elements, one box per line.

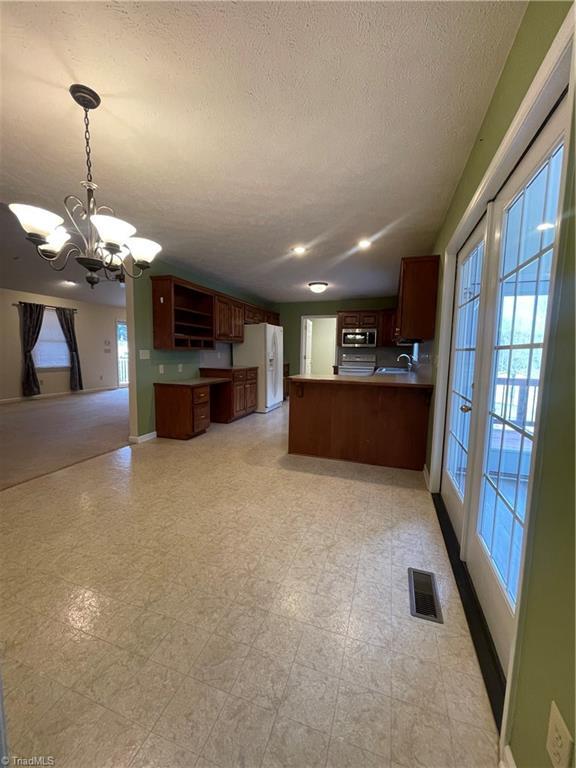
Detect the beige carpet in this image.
<box><xmin>0</xmin><ymin>388</ymin><xmax>129</xmax><ymax>489</ymax></box>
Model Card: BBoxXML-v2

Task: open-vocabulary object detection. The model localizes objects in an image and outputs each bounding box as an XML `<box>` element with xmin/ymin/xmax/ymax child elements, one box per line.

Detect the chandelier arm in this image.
<box><xmin>96</xmin><ymin>204</ymin><xmax>115</xmax><ymax>215</ymax></box>
<box><xmin>64</xmin><ymin>195</ymin><xmax>90</xmax><ymax>252</ymax></box>
<box><xmin>119</xmin><ymin>258</ymin><xmax>144</xmax><ymax>280</ymax></box>
<box><xmin>35</xmin><ymin>244</ymin><xmax>81</xmax><ymax>272</ymax></box>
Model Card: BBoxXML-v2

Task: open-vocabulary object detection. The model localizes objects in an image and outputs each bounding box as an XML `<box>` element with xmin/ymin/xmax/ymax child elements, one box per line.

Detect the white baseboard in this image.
<box><xmin>423</xmin><ymin>464</ymin><xmax>431</xmax><ymax>490</ymax></box>
<box><xmin>129</xmin><ymin>431</ymin><xmax>157</xmax><ymax>444</ymax></box>
<box><xmin>0</xmin><ymin>386</ymin><xmax>120</xmax><ymax>404</ymax></box>
<box><xmin>499</xmin><ymin>745</ymin><xmax>517</xmax><ymax>768</ymax></box>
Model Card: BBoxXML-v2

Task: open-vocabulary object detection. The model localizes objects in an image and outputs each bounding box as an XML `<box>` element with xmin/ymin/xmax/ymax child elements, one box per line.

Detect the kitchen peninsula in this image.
<box><xmin>288</xmin><ymin>372</ymin><xmax>434</xmax><ymax>470</ymax></box>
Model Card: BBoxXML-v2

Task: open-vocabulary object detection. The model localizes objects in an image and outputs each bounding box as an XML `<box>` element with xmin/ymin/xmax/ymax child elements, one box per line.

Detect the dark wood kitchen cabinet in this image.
<box><xmin>199</xmin><ymin>367</ymin><xmax>258</xmax><ymax>421</ymax></box>
<box><xmin>337</xmin><ymin>308</ymin><xmax>396</xmax><ymax>346</ymax></box>
<box><xmin>394</xmin><ymin>255</ymin><xmax>440</xmax><ymax>341</ymax></box>
<box><xmin>379</xmin><ymin>309</ymin><xmax>397</xmax><ymax>346</ymax></box>
<box><xmin>154</xmin><ymin>382</ymin><xmax>213</xmax><ymax>439</ymax></box>
<box><xmin>215</xmin><ymin>296</ymin><xmax>245</xmax><ymax>343</ymax></box>
<box><xmin>151</xmin><ymin>276</ymin><xmax>215</xmax><ymax>350</ymax></box>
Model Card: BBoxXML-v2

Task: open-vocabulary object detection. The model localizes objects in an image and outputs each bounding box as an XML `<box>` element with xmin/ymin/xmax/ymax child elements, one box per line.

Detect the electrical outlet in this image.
<box><xmin>158</xmin><ymin>364</ymin><xmax>164</xmax><ymax>375</ymax></box>
<box><xmin>547</xmin><ymin>701</ymin><xmax>574</xmax><ymax>768</ymax></box>
<box><xmin>139</xmin><ymin>349</ymin><xmax>150</xmax><ymax>360</ymax></box>
<box><xmin>178</xmin><ymin>364</ymin><xmax>183</xmax><ymax>373</ymax></box>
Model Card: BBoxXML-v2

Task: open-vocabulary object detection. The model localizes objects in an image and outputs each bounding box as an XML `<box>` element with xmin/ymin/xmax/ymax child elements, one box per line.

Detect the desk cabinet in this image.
<box><xmin>199</xmin><ymin>367</ymin><xmax>258</xmax><ymax>422</ymax></box>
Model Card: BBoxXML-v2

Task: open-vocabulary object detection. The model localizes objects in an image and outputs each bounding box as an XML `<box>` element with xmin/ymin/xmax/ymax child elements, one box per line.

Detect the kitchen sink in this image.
<box><xmin>375</xmin><ymin>367</ymin><xmax>410</xmax><ymax>375</ymax></box>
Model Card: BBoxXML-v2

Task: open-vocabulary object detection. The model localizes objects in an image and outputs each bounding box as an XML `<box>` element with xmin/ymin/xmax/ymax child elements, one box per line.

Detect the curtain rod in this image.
<box><xmin>12</xmin><ymin>302</ymin><xmax>78</xmax><ymax>313</ymax></box>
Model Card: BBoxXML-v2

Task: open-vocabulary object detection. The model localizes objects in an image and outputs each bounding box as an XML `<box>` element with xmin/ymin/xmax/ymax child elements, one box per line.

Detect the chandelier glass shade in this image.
<box><xmin>9</xmin><ymin>84</ymin><xmax>161</xmax><ymax>288</ymax></box>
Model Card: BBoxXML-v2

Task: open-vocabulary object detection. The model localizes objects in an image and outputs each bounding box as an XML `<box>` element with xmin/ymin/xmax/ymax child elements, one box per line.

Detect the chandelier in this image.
<box><xmin>9</xmin><ymin>84</ymin><xmax>161</xmax><ymax>288</ymax></box>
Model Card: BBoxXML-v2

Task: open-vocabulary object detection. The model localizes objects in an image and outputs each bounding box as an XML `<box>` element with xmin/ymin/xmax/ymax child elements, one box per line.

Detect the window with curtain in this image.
<box><xmin>32</xmin><ymin>308</ymin><xmax>71</xmax><ymax>369</ymax></box>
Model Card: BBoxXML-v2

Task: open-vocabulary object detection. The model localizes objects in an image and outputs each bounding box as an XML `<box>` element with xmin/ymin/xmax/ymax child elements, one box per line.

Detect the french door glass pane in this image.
<box><xmin>446</xmin><ymin>240</ymin><xmax>485</xmax><ymax>498</ymax></box>
<box><xmin>478</xmin><ymin>143</ymin><xmax>564</xmax><ymax>605</ymax></box>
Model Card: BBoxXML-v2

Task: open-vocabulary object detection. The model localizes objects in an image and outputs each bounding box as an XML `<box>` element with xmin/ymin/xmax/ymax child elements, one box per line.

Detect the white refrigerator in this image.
<box><xmin>234</xmin><ymin>323</ymin><xmax>283</xmax><ymax>413</ymax></box>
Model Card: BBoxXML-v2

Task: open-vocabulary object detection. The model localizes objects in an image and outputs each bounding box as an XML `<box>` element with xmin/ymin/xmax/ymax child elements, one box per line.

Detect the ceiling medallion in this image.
<box><xmin>9</xmin><ymin>84</ymin><xmax>161</xmax><ymax>288</ymax></box>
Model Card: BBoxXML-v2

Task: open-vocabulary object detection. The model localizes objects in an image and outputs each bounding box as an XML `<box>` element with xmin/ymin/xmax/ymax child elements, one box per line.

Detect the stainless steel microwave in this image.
<box><xmin>341</xmin><ymin>328</ymin><xmax>377</xmax><ymax>348</ymax></box>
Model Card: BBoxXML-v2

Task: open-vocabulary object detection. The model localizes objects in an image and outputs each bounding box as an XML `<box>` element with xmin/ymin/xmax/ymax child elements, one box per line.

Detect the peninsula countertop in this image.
<box><xmin>154</xmin><ymin>377</ymin><xmax>230</xmax><ymax>387</ymax></box>
<box><xmin>289</xmin><ymin>371</ymin><xmax>434</xmax><ymax>389</ymax></box>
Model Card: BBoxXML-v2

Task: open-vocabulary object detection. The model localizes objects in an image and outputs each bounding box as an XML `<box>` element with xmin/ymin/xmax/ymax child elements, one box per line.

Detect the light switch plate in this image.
<box><xmin>178</xmin><ymin>364</ymin><xmax>183</xmax><ymax>373</ymax></box>
<box><xmin>547</xmin><ymin>701</ymin><xmax>573</xmax><ymax>768</ymax></box>
<box><xmin>158</xmin><ymin>364</ymin><xmax>164</xmax><ymax>374</ymax></box>
<box><xmin>139</xmin><ymin>349</ymin><xmax>150</xmax><ymax>360</ymax></box>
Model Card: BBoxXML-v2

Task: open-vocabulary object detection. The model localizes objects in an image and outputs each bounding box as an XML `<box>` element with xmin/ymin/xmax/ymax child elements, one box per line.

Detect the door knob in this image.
<box><xmin>460</xmin><ymin>404</ymin><xmax>472</xmax><ymax>413</ymax></box>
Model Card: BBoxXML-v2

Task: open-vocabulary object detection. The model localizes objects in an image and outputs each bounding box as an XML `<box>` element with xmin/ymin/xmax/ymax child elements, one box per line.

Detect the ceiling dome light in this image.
<box><xmin>9</xmin><ymin>204</ymin><xmax>64</xmax><ymax>239</ymax></box>
<box><xmin>308</xmin><ymin>281</ymin><xmax>328</xmax><ymax>294</ymax></box>
<box><xmin>91</xmin><ymin>214</ymin><xmax>136</xmax><ymax>247</ymax></box>
<box><xmin>126</xmin><ymin>237</ymin><xmax>162</xmax><ymax>264</ymax></box>
<box><xmin>61</xmin><ymin>280</ymin><xmax>77</xmax><ymax>287</ymax></box>
<box><xmin>292</xmin><ymin>245</ymin><xmax>307</xmax><ymax>256</ymax></box>
<box><xmin>358</xmin><ymin>239</ymin><xmax>371</xmax><ymax>250</ymax></box>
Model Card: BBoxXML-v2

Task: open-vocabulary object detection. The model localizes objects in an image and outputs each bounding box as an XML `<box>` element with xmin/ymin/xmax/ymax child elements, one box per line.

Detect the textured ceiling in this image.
<box><xmin>0</xmin><ymin>1</ymin><xmax>526</xmax><ymax>305</ymax></box>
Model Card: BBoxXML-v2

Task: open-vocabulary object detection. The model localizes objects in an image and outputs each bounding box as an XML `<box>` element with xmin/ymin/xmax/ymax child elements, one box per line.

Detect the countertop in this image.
<box><xmin>289</xmin><ymin>372</ymin><xmax>434</xmax><ymax>389</ymax></box>
<box><xmin>154</xmin><ymin>377</ymin><xmax>230</xmax><ymax>387</ymax></box>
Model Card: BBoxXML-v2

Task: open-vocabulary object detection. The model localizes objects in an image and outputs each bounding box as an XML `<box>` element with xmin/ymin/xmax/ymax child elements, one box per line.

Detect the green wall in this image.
<box><xmin>508</xmin><ymin>110</ymin><xmax>574</xmax><ymax>767</ymax></box>
<box><xmin>133</xmin><ymin>258</ymin><xmax>268</xmax><ymax>435</ymax></box>
<box><xmin>273</xmin><ymin>297</ymin><xmax>397</xmax><ymax>374</ymax></box>
<box><xmin>425</xmin><ymin>2</ymin><xmax>573</xmax><ymax>764</ymax></box>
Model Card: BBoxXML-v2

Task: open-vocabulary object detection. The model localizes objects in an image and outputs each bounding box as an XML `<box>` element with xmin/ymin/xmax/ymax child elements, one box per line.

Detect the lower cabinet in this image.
<box><xmin>200</xmin><ymin>367</ymin><xmax>258</xmax><ymax>422</ymax></box>
<box><xmin>154</xmin><ymin>383</ymin><xmax>211</xmax><ymax>439</ymax></box>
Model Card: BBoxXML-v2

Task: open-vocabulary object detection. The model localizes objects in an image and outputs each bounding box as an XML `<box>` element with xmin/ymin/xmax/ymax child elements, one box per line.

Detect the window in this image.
<box><xmin>33</xmin><ymin>309</ymin><xmax>70</xmax><ymax>369</ymax></box>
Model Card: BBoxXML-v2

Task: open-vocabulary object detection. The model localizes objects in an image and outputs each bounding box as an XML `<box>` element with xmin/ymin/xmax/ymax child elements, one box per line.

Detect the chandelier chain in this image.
<box><xmin>83</xmin><ymin>108</ymin><xmax>93</xmax><ymax>183</ymax></box>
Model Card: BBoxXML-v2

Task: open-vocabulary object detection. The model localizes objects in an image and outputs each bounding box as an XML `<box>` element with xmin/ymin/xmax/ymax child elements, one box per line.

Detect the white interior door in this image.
<box><xmin>465</xmin><ymin>100</ymin><xmax>567</xmax><ymax>670</ymax></box>
<box><xmin>301</xmin><ymin>318</ymin><xmax>313</xmax><ymax>375</ymax></box>
<box><xmin>441</xmin><ymin>220</ymin><xmax>486</xmax><ymax>541</ymax></box>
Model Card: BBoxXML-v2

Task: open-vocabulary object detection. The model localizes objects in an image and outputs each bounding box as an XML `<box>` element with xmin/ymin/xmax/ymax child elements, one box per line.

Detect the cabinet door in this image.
<box><xmin>339</xmin><ymin>311</ymin><xmax>360</xmax><ymax>327</ymax></box>
<box><xmin>395</xmin><ymin>255</ymin><xmax>440</xmax><ymax>341</ymax></box>
<box><xmin>215</xmin><ymin>296</ymin><xmax>232</xmax><ymax>341</ymax></box>
<box><xmin>245</xmin><ymin>305</ymin><xmax>265</xmax><ymax>324</ymax></box>
<box><xmin>233</xmin><ymin>381</ymin><xmax>246</xmax><ymax>416</ymax></box>
<box><xmin>231</xmin><ymin>302</ymin><xmax>245</xmax><ymax>341</ymax></box>
<box><xmin>245</xmin><ymin>381</ymin><xmax>257</xmax><ymax>411</ymax></box>
<box><xmin>379</xmin><ymin>309</ymin><xmax>397</xmax><ymax>346</ymax></box>
<box><xmin>359</xmin><ymin>311</ymin><xmax>379</xmax><ymax>327</ymax></box>
<box><xmin>265</xmin><ymin>311</ymin><xmax>280</xmax><ymax>325</ymax></box>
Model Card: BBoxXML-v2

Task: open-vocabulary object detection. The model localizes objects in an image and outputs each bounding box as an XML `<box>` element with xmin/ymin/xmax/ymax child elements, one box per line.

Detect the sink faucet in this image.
<box><xmin>397</xmin><ymin>353</ymin><xmax>413</xmax><ymax>371</ymax></box>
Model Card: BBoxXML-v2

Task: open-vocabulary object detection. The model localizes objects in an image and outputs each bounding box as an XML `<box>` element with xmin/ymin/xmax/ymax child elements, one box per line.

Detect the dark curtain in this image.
<box><xmin>20</xmin><ymin>302</ymin><xmax>45</xmax><ymax>397</ymax></box>
<box><xmin>56</xmin><ymin>307</ymin><xmax>83</xmax><ymax>391</ymax></box>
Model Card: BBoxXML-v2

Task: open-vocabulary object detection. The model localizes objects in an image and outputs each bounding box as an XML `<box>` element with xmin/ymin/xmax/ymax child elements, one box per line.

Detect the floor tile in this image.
<box><xmin>153</xmin><ymin>677</ymin><xmax>227</xmax><ymax>753</ymax></box>
<box><xmin>253</xmin><ymin>614</ymin><xmax>304</xmax><ymax>664</ymax></box>
<box><xmin>279</xmin><ymin>663</ymin><xmax>339</xmax><ymax>732</ymax></box>
<box><xmin>333</xmin><ymin>682</ymin><xmax>392</xmax><ymax>758</ymax></box>
<box><xmin>347</xmin><ymin>605</ymin><xmax>392</xmax><ymax>647</ymax></box>
<box><xmin>327</xmin><ymin>736</ymin><xmax>388</xmax><ymax>768</ymax></box>
<box><xmin>450</xmin><ymin>720</ymin><xmax>499</xmax><ymax>768</ymax></box>
<box><xmin>73</xmin><ymin>645</ymin><xmax>148</xmax><ymax>706</ymax></box>
<box><xmin>110</xmin><ymin>658</ymin><xmax>184</xmax><ymax>728</ymax></box>
<box><xmin>232</xmin><ymin>647</ymin><xmax>291</xmax><ymax>710</ymax></box>
<box><xmin>202</xmin><ymin>695</ymin><xmax>275</xmax><ymax>768</ymax></box>
<box><xmin>391</xmin><ymin>699</ymin><xmax>454</xmax><ymax>768</ymax></box>
<box><xmin>150</xmin><ymin>621</ymin><xmax>211</xmax><ymax>674</ymax></box>
<box><xmin>442</xmin><ymin>667</ymin><xmax>497</xmax><ymax>733</ymax></box>
<box><xmin>129</xmin><ymin>732</ymin><xmax>197</xmax><ymax>767</ymax></box>
<box><xmin>262</xmin><ymin>715</ymin><xmax>329</xmax><ymax>768</ymax></box>
<box><xmin>391</xmin><ymin>654</ymin><xmax>448</xmax><ymax>715</ymax></box>
<box><xmin>215</xmin><ymin>603</ymin><xmax>268</xmax><ymax>644</ymax></box>
<box><xmin>191</xmin><ymin>635</ymin><xmax>251</xmax><ymax>692</ymax></box>
<box><xmin>341</xmin><ymin>638</ymin><xmax>391</xmax><ymax>694</ymax></box>
<box><xmin>295</xmin><ymin>625</ymin><xmax>345</xmax><ymax>676</ymax></box>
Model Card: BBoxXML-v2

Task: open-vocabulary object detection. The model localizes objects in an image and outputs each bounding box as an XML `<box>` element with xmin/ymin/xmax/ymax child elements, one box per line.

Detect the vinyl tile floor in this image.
<box><xmin>0</xmin><ymin>403</ymin><xmax>498</xmax><ymax>767</ymax></box>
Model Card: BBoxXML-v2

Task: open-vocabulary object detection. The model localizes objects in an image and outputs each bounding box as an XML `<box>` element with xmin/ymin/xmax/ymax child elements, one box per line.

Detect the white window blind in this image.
<box><xmin>32</xmin><ymin>309</ymin><xmax>71</xmax><ymax>369</ymax></box>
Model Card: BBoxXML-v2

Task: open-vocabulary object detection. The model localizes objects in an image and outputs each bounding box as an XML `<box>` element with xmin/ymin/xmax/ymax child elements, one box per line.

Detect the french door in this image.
<box><xmin>442</xmin><ymin>99</ymin><xmax>568</xmax><ymax>670</ymax></box>
<box><xmin>441</xmin><ymin>220</ymin><xmax>486</xmax><ymax>540</ymax></box>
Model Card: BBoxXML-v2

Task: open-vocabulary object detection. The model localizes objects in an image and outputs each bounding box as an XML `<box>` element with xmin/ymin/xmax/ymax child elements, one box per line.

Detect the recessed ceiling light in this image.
<box><xmin>308</xmin><ymin>281</ymin><xmax>328</xmax><ymax>294</ymax></box>
<box><xmin>292</xmin><ymin>245</ymin><xmax>307</xmax><ymax>256</ymax></box>
<box><xmin>61</xmin><ymin>280</ymin><xmax>77</xmax><ymax>287</ymax></box>
<box><xmin>536</xmin><ymin>222</ymin><xmax>555</xmax><ymax>231</ymax></box>
<box><xmin>358</xmin><ymin>239</ymin><xmax>371</xmax><ymax>250</ymax></box>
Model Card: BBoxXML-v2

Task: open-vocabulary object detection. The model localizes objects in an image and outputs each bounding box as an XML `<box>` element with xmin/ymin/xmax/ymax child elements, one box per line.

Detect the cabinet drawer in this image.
<box><xmin>193</xmin><ymin>386</ymin><xmax>210</xmax><ymax>404</ymax></box>
<box><xmin>233</xmin><ymin>369</ymin><xmax>247</xmax><ymax>381</ymax></box>
<box><xmin>194</xmin><ymin>403</ymin><xmax>210</xmax><ymax>431</ymax></box>
<box><xmin>246</xmin><ymin>368</ymin><xmax>257</xmax><ymax>381</ymax></box>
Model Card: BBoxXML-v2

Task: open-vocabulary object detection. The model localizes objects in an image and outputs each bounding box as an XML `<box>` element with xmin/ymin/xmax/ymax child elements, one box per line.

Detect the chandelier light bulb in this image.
<box><xmin>357</xmin><ymin>239</ymin><xmax>371</xmax><ymax>250</ymax></box>
<box><xmin>308</xmin><ymin>281</ymin><xmax>328</xmax><ymax>294</ymax></box>
<box><xmin>91</xmin><ymin>214</ymin><xmax>136</xmax><ymax>247</ymax></box>
<box><xmin>9</xmin><ymin>204</ymin><xmax>64</xmax><ymax>239</ymax></box>
<box><xmin>126</xmin><ymin>237</ymin><xmax>162</xmax><ymax>264</ymax></box>
<box><xmin>39</xmin><ymin>226</ymin><xmax>71</xmax><ymax>254</ymax></box>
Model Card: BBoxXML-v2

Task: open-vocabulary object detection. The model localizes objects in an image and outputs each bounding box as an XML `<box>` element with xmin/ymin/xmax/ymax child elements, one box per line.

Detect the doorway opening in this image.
<box><xmin>300</xmin><ymin>316</ymin><xmax>337</xmax><ymax>375</ymax></box>
<box><xmin>116</xmin><ymin>320</ymin><xmax>129</xmax><ymax>386</ymax></box>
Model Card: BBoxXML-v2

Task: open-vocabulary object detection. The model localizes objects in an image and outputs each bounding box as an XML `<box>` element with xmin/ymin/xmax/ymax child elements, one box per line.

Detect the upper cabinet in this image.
<box><xmin>336</xmin><ymin>308</ymin><xmax>396</xmax><ymax>346</ymax></box>
<box><xmin>152</xmin><ymin>276</ymin><xmax>215</xmax><ymax>350</ymax></box>
<box><xmin>215</xmin><ymin>296</ymin><xmax>244</xmax><ymax>343</ymax></box>
<box><xmin>394</xmin><ymin>255</ymin><xmax>440</xmax><ymax>342</ymax></box>
<box><xmin>151</xmin><ymin>275</ymin><xmax>279</xmax><ymax>350</ymax></box>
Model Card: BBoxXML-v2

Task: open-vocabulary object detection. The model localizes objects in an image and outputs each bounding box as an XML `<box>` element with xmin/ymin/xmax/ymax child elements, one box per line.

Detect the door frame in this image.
<box><xmin>299</xmin><ymin>315</ymin><xmax>338</xmax><ymax>375</ymax></box>
<box><xmin>426</xmin><ymin>10</ymin><xmax>573</xmax><ymax>758</ymax></box>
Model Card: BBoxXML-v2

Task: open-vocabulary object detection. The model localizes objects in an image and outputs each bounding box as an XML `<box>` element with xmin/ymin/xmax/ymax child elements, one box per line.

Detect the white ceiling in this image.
<box><xmin>0</xmin><ymin>1</ymin><xmax>526</xmax><ymax>305</ymax></box>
